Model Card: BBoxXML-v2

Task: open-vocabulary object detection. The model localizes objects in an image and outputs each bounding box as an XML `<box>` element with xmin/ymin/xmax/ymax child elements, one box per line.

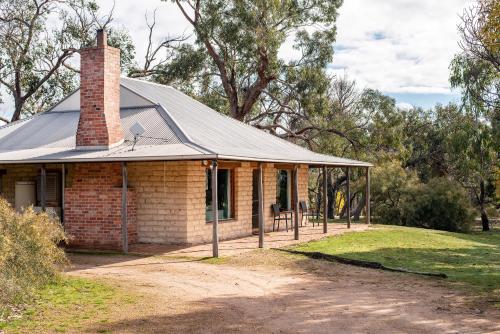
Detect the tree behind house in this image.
<box><xmin>0</xmin><ymin>0</ymin><xmax>134</xmax><ymax>123</ymax></box>
<box><xmin>449</xmin><ymin>0</ymin><xmax>499</xmax><ymax>231</ymax></box>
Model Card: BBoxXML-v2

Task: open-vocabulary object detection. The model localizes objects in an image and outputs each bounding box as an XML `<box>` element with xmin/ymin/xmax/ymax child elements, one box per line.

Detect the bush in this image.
<box><xmin>371</xmin><ymin>161</ymin><xmax>475</xmax><ymax>232</ymax></box>
<box><xmin>371</xmin><ymin>160</ymin><xmax>418</xmax><ymax>225</ymax></box>
<box><xmin>0</xmin><ymin>198</ymin><xmax>67</xmax><ymax>320</ymax></box>
<box><xmin>402</xmin><ymin>178</ymin><xmax>475</xmax><ymax>232</ymax></box>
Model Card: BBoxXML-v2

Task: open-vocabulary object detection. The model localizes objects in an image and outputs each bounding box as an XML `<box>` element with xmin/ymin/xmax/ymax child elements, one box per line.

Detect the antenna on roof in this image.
<box><xmin>130</xmin><ymin>121</ymin><xmax>145</xmax><ymax>151</ymax></box>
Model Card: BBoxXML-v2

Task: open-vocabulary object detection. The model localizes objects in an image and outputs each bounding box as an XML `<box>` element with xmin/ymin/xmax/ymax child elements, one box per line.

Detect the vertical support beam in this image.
<box><xmin>258</xmin><ymin>163</ymin><xmax>264</xmax><ymax>248</ymax></box>
<box><xmin>365</xmin><ymin>167</ymin><xmax>371</xmax><ymax>224</ymax></box>
<box><xmin>121</xmin><ymin>162</ymin><xmax>128</xmax><ymax>253</ymax></box>
<box><xmin>323</xmin><ymin>166</ymin><xmax>328</xmax><ymax>233</ymax></box>
<box><xmin>293</xmin><ymin>165</ymin><xmax>299</xmax><ymax>240</ymax></box>
<box><xmin>211</xmin><ymin>160</ymin><xmax>219</xmax><ymax>257</ymax></box>
<box><xmin>40</xmin><ymin>164</ymin><xmax>46</xmax><ymax>212</ymax></box>
<box><xmin>346</xmin><ymin>167</ymin><xmax>351</xmax><ymax>229</ymax></box>
<box><xmin>61</xmin><ymin>163</ymin><xmax>65</xmax><ymax>225</ymax></box>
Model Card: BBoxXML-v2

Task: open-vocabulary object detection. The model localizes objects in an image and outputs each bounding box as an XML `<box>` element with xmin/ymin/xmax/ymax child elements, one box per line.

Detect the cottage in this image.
<box><xmin>0</xmin><ymin>31</ymin><xmax>371</xmax><ymax>256</ymax></box>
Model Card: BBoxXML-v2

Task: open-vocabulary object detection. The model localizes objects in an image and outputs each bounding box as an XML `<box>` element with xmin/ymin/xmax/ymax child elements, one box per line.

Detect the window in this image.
<box><xmin>0</xmin><ymin>169</ymin><xmax>5</xmax><ymax>195</ymax></box>
<box><xmin>36</xmin><ymin>172</ymin><xmax>61</xmax><ymax>207</ymax></box>
<box><xmin>206</xmin><ymin>169</ymin><xmax>233</xmax><ymax>221</ymax></box>
<box><xmin>276</xmin><ymin>170</ymin><xmax>291</xmax><ymax>210</ymax></box>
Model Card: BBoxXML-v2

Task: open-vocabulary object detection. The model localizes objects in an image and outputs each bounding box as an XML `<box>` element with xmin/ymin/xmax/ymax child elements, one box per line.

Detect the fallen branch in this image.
<box><xmin>275</xmin><ymin>249</ymin><xmax>447</xmax><ymax>278</ymax></box>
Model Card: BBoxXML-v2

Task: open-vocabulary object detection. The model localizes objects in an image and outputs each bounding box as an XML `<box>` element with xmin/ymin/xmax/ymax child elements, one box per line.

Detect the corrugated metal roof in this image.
<box><xmin>0</xmin><ymin>111</ymin><xmax>77</xmax><ymax>149</ymax></box>
<box><xmin>0</xmin><ymin>77</ymin><xmax>372</xmax><ymax>167</ymax></box>
<box><xmin>120</xmin><ymin>107</ymin><xmax>183</xmax><ymax>146</ymax></box>
<box><xmin>120</xmin><ymin>78</ymin><xmax>371</xmax><ymax>167</ymax></box>
<box><xmin>0</xmin><ymin>144</ymin><xmax>208</xmax><ymax>163</ymax></box>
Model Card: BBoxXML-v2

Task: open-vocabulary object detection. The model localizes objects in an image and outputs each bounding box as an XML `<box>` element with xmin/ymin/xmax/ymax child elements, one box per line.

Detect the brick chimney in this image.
<box><xmin>76</xmin><ymin>29</ymin><xmax>123</xmax><ymax>149</ymax></box>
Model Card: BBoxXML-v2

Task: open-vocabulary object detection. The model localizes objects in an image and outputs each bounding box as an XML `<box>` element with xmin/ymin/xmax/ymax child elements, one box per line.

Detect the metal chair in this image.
<box><xmin>300</xmin><ymin>201</ymin><xmax>316</xmax><ymax>227</ymax></box>
<box><xmin>272</xmin><ymin>204</ymin><xmax>293</xmax><ymax>232</ymax></box>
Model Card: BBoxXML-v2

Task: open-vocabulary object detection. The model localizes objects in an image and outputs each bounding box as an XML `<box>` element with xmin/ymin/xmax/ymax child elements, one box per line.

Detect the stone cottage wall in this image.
<box><xmin>184</xmin><ymin>162</ymin><xmax>254</xmax><ymax>244</ymax></box>
<box><xmin>127</xmin><ymin>161</ymin><xmax>192</xmax><ymax>244</ymax></box>
<box><xmin>0</xmin><ymin>161</ymin><xmax>309</xmax><ymax>248</ymax></box>
<box><xmin>127</xmin><ymin>161</ymin><xmax>309</xmax><ymax>245</ymax></box>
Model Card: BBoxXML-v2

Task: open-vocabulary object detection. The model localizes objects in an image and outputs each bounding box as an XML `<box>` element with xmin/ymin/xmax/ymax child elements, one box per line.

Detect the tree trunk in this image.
<box><xmin>481</xmin><ymin>209</ymin><xmax>490</xmax><ymax>231</ymax></box>
<box><xmin>353</xmin><ymin>193</ymin><xmax>366</xmax><ymax>221</ymax></box>
<box><xmin>315</xmin><ymin>182</ymin><xmax>322</xmax><ymax>219</ymax></box>
<box><xmin>328</xmin><ymin>173</ymin><xmax>347</xmax><ymax>219</ymax></box>
<box><xmin>332</xmin><ymin>189</ymin><xmax>338</xmax><ymax>218</ymax></box>
<box><xmin>341</xmin><ymin>191</ymin><xmax>359</xmax><ymax>219</ymax></box>
<box><xmin>327</xmin><ymin>173</ymin><xmax>334</xmax><ymax>218</ymax></box>
<box><xmin>480</xmin><ymin>180</ymin><xmax>490</xmax><ymax>231</ymax></box>
<box><xmin>11</xmin><ymin>97</ymin><xmax>24</xmax><ymax>122</ymax></box>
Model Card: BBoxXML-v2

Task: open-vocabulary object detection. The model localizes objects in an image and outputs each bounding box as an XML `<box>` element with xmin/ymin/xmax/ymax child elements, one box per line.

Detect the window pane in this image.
<box><xmin>206</xmin><ymin>169</ymin><xmax>231</xmax><ymax>221</ymax></box>
<box><xmin>276</xmin><ymin>170</ymin><xmax>290</xmax><ymax>210</ymax></box>
<box><xmin>0</xmin><ymin>170</ymin><xmax>5</xmax><ymax>195</ymax></box>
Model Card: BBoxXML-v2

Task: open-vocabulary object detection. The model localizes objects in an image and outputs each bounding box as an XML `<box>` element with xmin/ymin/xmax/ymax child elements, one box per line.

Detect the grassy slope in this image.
<box><xmin>294</xmin><ymin>225</ymin><xmax>500</xmax><ymax>296</ymax></box>
<box><xmin>0</xmin><ymin>276</ymin><xmax>135</xmax><ymax>333</ymax></box>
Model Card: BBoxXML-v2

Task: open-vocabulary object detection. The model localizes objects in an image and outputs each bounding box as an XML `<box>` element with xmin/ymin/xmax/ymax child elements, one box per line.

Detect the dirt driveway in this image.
<box><xmin>68</xmin><ymin>251</ymin><xmax>500</xmax><ymax>334</ymax></box>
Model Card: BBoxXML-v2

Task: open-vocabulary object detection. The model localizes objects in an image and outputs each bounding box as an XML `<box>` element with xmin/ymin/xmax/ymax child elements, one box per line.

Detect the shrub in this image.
<box><xmin>0</xmin><ymin>198</ymin><xmax>67</xmax><ymax>320</ymax></box>
<box><xmin>402</xmin><ymin>178</ymin><xmax>475</xmax><ymax>232</ymax></box>
<box><xmin>371</xmin><ymin>160</ymin><xmax>418</xmax><ymax>225</ymax></box>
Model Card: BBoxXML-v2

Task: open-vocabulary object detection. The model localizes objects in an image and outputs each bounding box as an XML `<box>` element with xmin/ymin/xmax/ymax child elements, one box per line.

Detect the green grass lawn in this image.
<box><xmin>0</xmin><ymin>276</ymin><xmax>136</xmax><ymax>333</ymax></box>
<box><xmin>294</xmin><ymin>225</ymin><xmax>500</xmax><ymax>297</ymax></box>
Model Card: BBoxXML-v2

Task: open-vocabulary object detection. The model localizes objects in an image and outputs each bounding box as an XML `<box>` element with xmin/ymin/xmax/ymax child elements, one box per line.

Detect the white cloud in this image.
<box><xmin>105</xmin><ymin>0</ymin><xmax>471</xmax><ymax>96</ymax></box>
<box><xmin>396</xmin><ymin>101</ymin><xmax>414</xmax><ymax>110</ymax></box>
<box><xmin>98</xmin><ymin>0</ymin><xmax>193</xmax><ymax>63</ymax></box>
<box><xmin>0</xmin><ymin>0</ymin><xmax>473</xmax><ymax>119</ymax></box>
<box><xmin>330</xmin><ymin>0</ymin><xmax>473</xmax><ymax>94</ymax></box>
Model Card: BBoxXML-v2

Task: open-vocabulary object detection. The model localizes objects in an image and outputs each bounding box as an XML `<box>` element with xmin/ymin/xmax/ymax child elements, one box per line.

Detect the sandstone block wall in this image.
<box><xmin>0</xmin><ymin>161</ymin><xmax>309</xmax><ymax>248</ymax></box>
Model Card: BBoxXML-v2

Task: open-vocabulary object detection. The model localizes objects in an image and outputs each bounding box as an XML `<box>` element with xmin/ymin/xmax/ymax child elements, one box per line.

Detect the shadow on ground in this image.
<box><xmin>84</xmin><ymin>261</ymin><xmax>500</xmax><ymax>334</ymax></box>
<box><xmin>67</xmin><ymin>249</ymin><xmax>500</xmax><ymax>334</ymax></box>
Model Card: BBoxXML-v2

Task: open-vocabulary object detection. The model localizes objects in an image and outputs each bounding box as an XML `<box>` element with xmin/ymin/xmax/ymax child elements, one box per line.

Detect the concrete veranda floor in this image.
<box><xmin>129</xmin><ymin>222</ymin><xmax>370</xmax><ymax>258</ymax></box>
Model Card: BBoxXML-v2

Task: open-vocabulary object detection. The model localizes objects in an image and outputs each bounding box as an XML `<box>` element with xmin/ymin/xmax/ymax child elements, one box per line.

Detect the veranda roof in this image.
<box><xmin>0</xmin><ymin>78</ymin><xmax>371</xmax><ymax>167</ymax></box>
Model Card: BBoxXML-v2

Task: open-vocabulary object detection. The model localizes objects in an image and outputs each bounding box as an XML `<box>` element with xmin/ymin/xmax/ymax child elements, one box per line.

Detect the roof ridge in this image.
<box><xmin>121</xmin><ymin>76</ymin><xmax>174</xmax><ymax>89</ymax></box>
<box><xmin>154</xmin><ymin>104</ymin><xmax>215</xmax><ymax>155</ymax></box>
<box><xmin>0</xmin><ymin>112</ymin><xmax>41</xmax><ymax>131</ymax></box>
<box><xmin>116</xmin><ymin>77</ymin><xmax>372</xmax><ymax>166</ymax></box>
<box><xmin>165</xmin><ymin>86</ymin><xmax>323</xmax><ymax>154</ymax></box>
<box><xmin>120</xmin><ymin>77</ymin><xmax>215</xmax><ymax>155</ymax></box>
<box><xmin>44</xmin><ymin>87</ymin><xmax>80</xmax><ymax>114</ymax></box>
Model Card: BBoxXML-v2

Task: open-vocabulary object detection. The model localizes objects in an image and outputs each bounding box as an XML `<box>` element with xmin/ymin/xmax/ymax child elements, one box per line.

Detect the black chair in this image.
<box><xmin>300</xmin><ymin>201</ymin><xmax>316</xmax><ymax>227</ymax></box>
<box><xmin>272</xmin><ymin>204</ymin><xmax>293</xmax><ymax>232</ymax></box>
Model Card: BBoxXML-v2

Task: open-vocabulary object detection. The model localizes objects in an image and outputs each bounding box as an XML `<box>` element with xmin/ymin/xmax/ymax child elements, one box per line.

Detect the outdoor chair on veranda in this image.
<box><xmin>300</xmin><ymin>201</ymin><xmax>316</xmax><ymax>227</ymax></box>
<box><xmin>272</xmin><ymin>204</ymin><xmax>293</xmax><ymax>232</ymax></box>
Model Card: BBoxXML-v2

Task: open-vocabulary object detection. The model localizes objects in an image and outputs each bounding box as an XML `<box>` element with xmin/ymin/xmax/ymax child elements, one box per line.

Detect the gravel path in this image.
<box><xmin>67</xmin><ymin>251</ymin><xmax>500</xmax><ymax>334</ymax></box>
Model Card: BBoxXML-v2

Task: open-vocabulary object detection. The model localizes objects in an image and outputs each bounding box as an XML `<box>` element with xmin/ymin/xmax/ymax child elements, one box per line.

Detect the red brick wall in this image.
<box><xmin>76</xmin><ymin>31</ymin><xmax>123</xmax><ymax>148</ymax></box>
<box><xmin>64</xmin><ymin>163</ymin><xmax>136</xmax><ymax>250</ymax></box>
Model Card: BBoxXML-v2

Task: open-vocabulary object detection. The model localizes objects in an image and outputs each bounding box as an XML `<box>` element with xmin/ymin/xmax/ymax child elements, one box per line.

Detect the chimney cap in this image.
<box><xmin>96</xmin><ymin>29</ymin><xmax>107</xmax><ymax>47</ymax></box>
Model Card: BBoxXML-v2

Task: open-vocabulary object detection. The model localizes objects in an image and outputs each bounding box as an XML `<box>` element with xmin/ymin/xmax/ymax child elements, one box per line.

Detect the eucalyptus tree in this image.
<box><xmin>449</xmin><ymin>0</ymin><xmax>499</xmax><ymax>231</ymax></box>
<box><xmin>438</xmin><ymin>104</ymin><xmax>496</xmax><ymax>231</ymax></box>
<box><xmin>0</xmin><ymin>0</ymin><xmax>134</xmax><ymax>123</ymax></box>
<box><xmin>150</xmin><ymin>0</ymin><xmax>342</xmax><ymax>122</ymax></box>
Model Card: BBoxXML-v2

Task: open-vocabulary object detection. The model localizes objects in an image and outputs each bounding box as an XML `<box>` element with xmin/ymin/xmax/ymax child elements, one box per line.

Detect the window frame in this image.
<box><xmin>205</xmin><ymin>168</ymin><xmax>235</xmax><ymax>222</ymax></box>
<box><xmin>0</xmin><ymin>169</ymin><xmax>5</xmax><ymax>196</ymax></box>
<box><xmin>276</xmin><ymin>169</ymin><xmax>292</xmax><ymax>211</ymax></box>
<box><xmin>36</xmin><ymin>171</ymin><xmax>61</xmax><ymax>207</ymax></box>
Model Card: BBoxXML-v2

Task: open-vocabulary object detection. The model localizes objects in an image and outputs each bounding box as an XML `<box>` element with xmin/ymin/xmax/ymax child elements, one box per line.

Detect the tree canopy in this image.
<box><xmin>0</xmin><ymin>0</ymin><xmax>134</xmax><ymax>123</ymax></box>
<box><xmin>134</xmin><ymin>0</ymin><xmax>343</xmax><ymax>123</ymax></box>
<box><xmin>0</xmin><ymin>0</ymin><xmax>497</xmax><ymax>230</ymax></box>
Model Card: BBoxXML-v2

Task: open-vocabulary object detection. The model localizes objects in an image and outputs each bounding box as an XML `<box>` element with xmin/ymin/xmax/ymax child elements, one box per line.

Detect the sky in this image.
<box><xmin>0</xmin><ymin>0</ymin><xmax>472</xmax><ymax>119</ymax></box>
<box><xmin>100</xmin><ymin>0</ymin><xmax>473</xmax><ymax>109</ymax></box>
